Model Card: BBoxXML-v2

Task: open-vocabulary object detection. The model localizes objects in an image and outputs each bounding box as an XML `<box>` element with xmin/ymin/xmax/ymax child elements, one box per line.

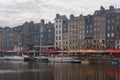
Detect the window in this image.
<box><xmin>107</xmin><ymin>26</ymin><xmax>110</xmax><ymax>30</ymax></box>
<box><xmin>112</xmin><ymin>19</ymin><xmax>114</xmax><ymax>23</ymax></box>
<box><xmin>59</xmin><ymin>36</ymin><xmax>61</xmax><ymax>40</ymax></box>
<box><xmin>56</xmin><ymin>36</ymin><xmax>58</xmax><ymax>40</ymax></box>
<box><xmin>111</xmin><ymin>33</ymin><xmax>114</xmax><ymax>37</ymax></box>
<box><xmin>117</xmin><ymin>41</ymin><xmax>119</xmax><ymax>44</ymax></box>
<box><xmin>56</xmin><ymin>30</ymin><xmax>58</xmax><ymax>34</ymax></box>
<box><xmin>98</xmin><ymin>23</ymin><xmax>100</xmax><ymax>26</ymax></box>
<box><xmin>107</xmin><ymin>33</ymin><xmax>110</xmax><ymax>37</ymax></box>
<box><xmin>56</xmin><ymin>42</ymin><xmax>58</xmax><ymax>45</ymax></box>
<box><xmin>56</xmin><ymin>25</ymin><xmax>58</xmax><ymax>28</ymax></box>
<box><xmin>97</xmin><ymin>28</ymin><xmax>99</xmax><ymax>32</ymax></box>
<box><xmin>56</xmin><ymin>20</ymin><xmax>58</xmax><ymax>23</ymax></box>
<box><xmin>107</xmin><ymin>20</ymin><xmax>110</xmax><ymax>23</ymax></box>
<box><xmin>94</xmin><ymin>28</ymin><xmax>96</xmax><ymax>32</ymax></box>
<box><xmin>59</xmin><ymin>25</ymin><xmax>61</xmax><ymax>28</ymax></box>
<box><xmin>59</xmin><ymin>20</ymin><xmax>61</xmax><ymax>23</ymax></box>
<box><xmin>117</xmin><ymin>15</ymin><xmax>120</xmax><ymax>19</ymax></box>
<box><xmin>59</xmin><ymin>30</ymin><xmax>61</xmax><ymax>34</ymax></box>
<box><xmin>41</xmin><ymin>34</ymin><xmax>43</xmax><ymax>38</ymax></box>
<box><xmin>94</xmin><ymin>23</ymin><xmax>96</xmax><ymax>26</ymax></box>
<box><xmin>86</xmin><ymin>30</ymin><xmax>88</xmax><ymax>33</ymax></box>
<box><xmin>90</xmin><ymin>25</ymin><xmax>92</xmax><ymax>28</ymax></box>
<box><xmin>59</xmin><ymin>42</ymin><xmax>61</xmax><ymax>45</ymax></box>
<box><xmin>48</xmin><ymin>29</ymin><xmax>51</xmax><ymax>32</ymax></box>
<box><xmin>117</xmin><ymin>22</ymin><xmax>119</xmax><ymax>25</ymax></box>
<box><xmin>111</xmin><ymin>26</ymin><xmax>114</xmax><ymax>30</ymax></box>
<box><xmin>102</xmin><ymin>40</ymin><xmax>105</xmax><ymax>44</ymax></box>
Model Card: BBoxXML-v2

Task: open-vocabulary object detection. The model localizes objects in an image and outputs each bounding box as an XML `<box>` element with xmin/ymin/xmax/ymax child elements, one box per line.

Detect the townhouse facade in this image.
<box><xmin>68</xmin><ymin>14</ymin><xmax>85</xmax><ymax>50</ymax></box>
<box><xmin>54</xmin><ymin>14</ymin><xmax>68</xmax><ymax>50</ymax></box>
<box><xmin>0</xmin><ymin>5</ymin><xmax>120</xmax><ymax>51</ymax></box>
<box><xmin>84</xmin><ymin>15</ymin><xmax>94</xmax><ymax>49</ymax></box>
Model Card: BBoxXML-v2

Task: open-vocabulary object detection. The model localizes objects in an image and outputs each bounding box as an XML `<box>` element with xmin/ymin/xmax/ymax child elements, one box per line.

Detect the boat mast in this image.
<box><xmin>39</xmin><ymin>19</ymin><xmax>45</xmax><ymax>56</ymax></box>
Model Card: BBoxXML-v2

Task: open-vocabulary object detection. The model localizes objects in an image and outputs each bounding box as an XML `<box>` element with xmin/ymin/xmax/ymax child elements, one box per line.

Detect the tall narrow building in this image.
<box><xmin>54</xmin><ymin>14</ymin><xmax>68</xmax><ymax>50</ymax></box>
<box><xmin>105</xmin><ymin>6</ymin><xmax>120</xmax><ymax>49</ymax></box>
<box><xmin>84</xmin><ymin>15</ymin><xmax>94</xmax><ymax>49</ymax></box>
<box><xmin>93</xmin><ymin>6</ymin><xmax>106</xmax><ymax>50</ymax></box>
<box><xmin>68</xmin><ymin>14</ymin><xmax>85</xmax><ymax>50</ymax></box>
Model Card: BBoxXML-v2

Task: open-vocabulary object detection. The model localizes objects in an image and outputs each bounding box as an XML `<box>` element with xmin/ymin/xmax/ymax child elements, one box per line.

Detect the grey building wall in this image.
<box><xmin>0</xmin><ymin>27</ymin><xmax>16</xmax><ymax>50</ymax></box>
<box><xmin>84</xmin><ymin>15</ymin><xmax>94</xmax><ymax>49</ymax></box>
<box><xmin>106</xmin><ymin>13</ymin><xmax>116</xmax><ymax>49</ymax></box>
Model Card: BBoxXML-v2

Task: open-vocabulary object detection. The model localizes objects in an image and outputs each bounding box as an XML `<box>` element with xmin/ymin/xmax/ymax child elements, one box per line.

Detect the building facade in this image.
<box><xmin>115</xmin><ymin>13</ymin><xmax>120</xmax><ymax>49</ymax></box>
<box><xmin>0</xmin><ymin>27</ymin><xmax>18</xmax><ymax>50</ymax></box>
<box><xmin>33</xmin><ymin>20</ymin><xmax>54</xmax><ymax>51</ymax></box>
<box><xmin>54</xmin><ymin>14</ymin><xmax>68</xmax><ymax>50</ymax></box>
<box><xmin>84</xmin><ymin>15</ymin><xmax>94</xmax><ymax>49</ymax></box>
<box><xmin>68</xmin><ymin>14</ymin><xmax>85</xmax><ymax>50</ymax></box>
<box><xmin>93</xmin><ymin>6</ymin><xmax>106</xmax><ymax>50</ymax></box>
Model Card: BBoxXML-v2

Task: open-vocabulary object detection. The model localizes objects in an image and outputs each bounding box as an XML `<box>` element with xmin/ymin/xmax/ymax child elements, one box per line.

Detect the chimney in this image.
<box><xmin>70</xmin><ymin>14</ymin><xmax>74</xmax><ymax>20</ymax></box>
<box><xmin>56</xmin><ymin>14</ymin><xmax>60</xmax><ymax>18</ymax></box>
<box><xmin>109</xmin><ymin>5</ymin><xmax>114</xmax><ymax>10</ymax></box>
<box><xmin>41</xmin><ymin>19</ymin><xmax>45</xmax><ymax>24</ymax></box>
<box><xmin>100</xmin><ymin>6</ymin><xmax>105</xmax><ymax>11</ymax></box>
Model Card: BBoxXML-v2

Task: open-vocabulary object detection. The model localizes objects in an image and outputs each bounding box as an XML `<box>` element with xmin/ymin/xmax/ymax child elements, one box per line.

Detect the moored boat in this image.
<box><xmin>48</xmin><ymin>56</ymin><xmax>81</xmax><ymax>63</ymax></box>
<box><xmin>48</xmin><ymin>56</ymin><xmax>73</xmax><ymax>63</ymax></box>
<box><xmin>35</xmin><ymin>56</ymin><xmax>49</xmax><ymax>62</ymax></box>
<box><xmin>112</xmin><ymin>60</ymin><xmax>120</xmax><ymax>65</ymax></box>
<box><xmin>70</xmin><ymin>59</ymin><xmax>81</xmax><ymax>64</ymax></box>
<box><xmin>81</xmin><ymin>60</ymin><xmax>90</xmax><ymax>64</ymax></box>
<box><xmin>4</xmin><ymin>56</ymin><xmax>24</xmax><ymax>61</ymax></box>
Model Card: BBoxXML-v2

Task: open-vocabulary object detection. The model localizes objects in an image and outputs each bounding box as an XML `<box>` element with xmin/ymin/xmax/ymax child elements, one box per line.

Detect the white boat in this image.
<box><xmin>35</xmin><ymin>56</ymin><xmax>48</xmax><ymax>62</ymax></box>
<box><xmin>81</xmin><ymin>60</ymin><xmax>90</xmax><ymax>64</ymax></box>
<box><xmin>4</xmin><ymin>56</ymin><xmax>24</xmax><ymax>61</ymax></box>
<box><xmin>112</xmin><ymin>59</ymin><xmax>120</xmax><ymax>65</ymax></box>
<box><xmin>0</xmin><ymin>56</ymin><xmax>6</xmax><ymax>60</ymax></box>
<box><xmin>70</xmin><ymin>59</ymin><xmax>81</xmax><ymax>63</ymax></box>
<box><xmin>48</xmin><ymin>56</ymin><xmax>80</xmax><ymax>63</ymax></box>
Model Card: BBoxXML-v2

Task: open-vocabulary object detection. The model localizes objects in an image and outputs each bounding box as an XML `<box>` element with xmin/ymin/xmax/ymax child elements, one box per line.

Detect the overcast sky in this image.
<box><xmin>0</xmin><ymin>0</ymin><xmax>120</xmax><ymax>27</ymax></box>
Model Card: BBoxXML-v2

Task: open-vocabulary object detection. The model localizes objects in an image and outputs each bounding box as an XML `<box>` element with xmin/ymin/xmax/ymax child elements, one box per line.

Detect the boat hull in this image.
<box><xmin>4</xmin><ymin>56</ymin><xmax>24</xmax><ymax>61</ymax></box>
<box><xmin>48</xmin><ymin>57</ymin><xmax>80</xmax><ymax>63</ymax></box>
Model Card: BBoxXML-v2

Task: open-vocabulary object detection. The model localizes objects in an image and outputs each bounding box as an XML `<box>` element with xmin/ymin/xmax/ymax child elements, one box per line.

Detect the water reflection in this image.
<box><xmin>0</xmin><ymin>61</ymin><xmax>119</xmax><ymax>80</ymax></box>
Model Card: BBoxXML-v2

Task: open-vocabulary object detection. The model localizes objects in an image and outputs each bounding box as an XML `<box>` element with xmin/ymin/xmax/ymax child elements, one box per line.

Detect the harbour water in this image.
<box><xmin>0</xmin><ymin>61</ymin><xmax>120</xmax><ymax>80</ymax></box>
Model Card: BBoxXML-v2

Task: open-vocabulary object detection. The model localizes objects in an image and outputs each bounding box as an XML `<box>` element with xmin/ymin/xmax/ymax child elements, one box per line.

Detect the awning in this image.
<box><xmin>42</xmin><ymin>50</ymin><xmax>58</xmax><ymax>54</ymax></box>
<box><xmin>0</xmin><ymin>50</ymin><xmax>7</xmax><ymax>53</ymax></box>
<box><xmin>96</xmin><ymin>50</ymin><xmax>104</xmax><ymax>53</ymax></box>
<box><xmin>68</xmin><ymin>50</ymin><xmax>78</xmax><ymax>53</ymax></box>
<box><xmin>58</xmin><ymin>50</ymin><xmax>68</xmax><ymax>53</ymax></box>
<box><xmin>104</xmin><ymin>50</ymin><xmax>120</xmax><ymax>53</ymax></box>
<box><xmin>85</xmin><ymin>50</ymin><xmax>96</xmax><ymax>53</ymax></box>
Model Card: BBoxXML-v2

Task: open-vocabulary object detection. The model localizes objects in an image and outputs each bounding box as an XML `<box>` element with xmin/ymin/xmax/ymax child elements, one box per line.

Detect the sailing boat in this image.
<box><xmin>4</xmin><ymin>52</ymin><xmax>24</xmax><ymax>61</ymax></box>
<box><xmin>34</xmin><ymin>20</ymin><xmax>49</xmax><ymax>62</ymax></box>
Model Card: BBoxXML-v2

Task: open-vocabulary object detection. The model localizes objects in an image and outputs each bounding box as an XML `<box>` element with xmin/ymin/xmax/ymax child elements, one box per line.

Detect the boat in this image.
<box><xmin>23</xmin><ymin>56</ymin><xmax>36</xmax><ymax>61</ymax></box>
<box><xmin>70</xmin><ymin>59</ymin><xmax>81</xmax><ymax>64</ymax></box>
<box><xmin>0</xmin><ymin>56</ymin><xmax>6</xmax><ymax>60</ymax></box>
<box><xmin>48</xmin><ymin>56</ymin><xmax>81</xmax><ymax>63</ymax></box>
<box><xmin>35</xmin><ymin>56</ymin><xmax>49</xmax><ymax>62</ymax></box>
<box><xmin>81</xmin><ymin>60</ymin><xmax>90</xmax><ymax>64</ymax></box>
<box><xmin>4</xmin><ymin>56</ymin><xmax>24</xmax><ymax>61</ymax></box>
<box><xmin>112</xmin><ymin>59</ymin><xmax>120</xmax><ymax>65</ymax></box>
<box><xmin>48</xmin><ymin>56</ymin><xmax>72</xmax><ymax>63</ymax></box>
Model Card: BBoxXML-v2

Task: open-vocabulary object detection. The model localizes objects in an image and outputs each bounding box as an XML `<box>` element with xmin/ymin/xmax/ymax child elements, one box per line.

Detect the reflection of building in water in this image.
<box><xmin>53</xmin><ymin>64</ymin><xmax>120</xmax><ymax>80</ymax></box>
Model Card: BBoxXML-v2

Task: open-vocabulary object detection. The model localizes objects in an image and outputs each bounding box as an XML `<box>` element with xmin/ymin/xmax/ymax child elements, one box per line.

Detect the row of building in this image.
<box><xmin>0</xmin><ymin>5</ymin><xmax>120</xmax><ymax>51</ymax></box>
